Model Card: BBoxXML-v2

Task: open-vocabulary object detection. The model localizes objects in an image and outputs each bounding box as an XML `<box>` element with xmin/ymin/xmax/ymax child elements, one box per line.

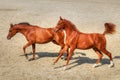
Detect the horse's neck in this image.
<box><xmin>65</xmin><ymin>28</ymin><xmax>71</xmax><ymax>36</ymax></box>
<box><xmin>16</xmin><ymin>26</ymin><xmax>31</xmax><ymax>35</ymax></box>
<box><xmin>65</xmin><ymin>26</ymin><xmax>76</xmax><ymax>36</ymax></box>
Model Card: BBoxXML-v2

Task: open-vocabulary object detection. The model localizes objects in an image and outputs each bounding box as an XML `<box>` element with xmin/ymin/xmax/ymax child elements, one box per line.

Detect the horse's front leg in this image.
<box><xmin>53</xmin><ymin>45</ymin><xmax>68</xmax><ymax>65</ymax></box>
<box><xmin>23</xmin><ymin>41</ymin><xmax>32</xmax><ymax>59</ymax></box>
<box><xmin>29</xmin><ymin>44</ymin><xmax>36</xmax><ymax>61</ymax></box>
<box><xmin>59</xmin><ymin>46</ymin><xmax>68</xmax><ymax>60</ymax></box>
<box><xmin>53</xmin><ymin>48</ymin><xmax>64</xmax><ymax>65</ymax></box>
<box><xmin>63</xmin><ymin>47</ymin><xmax>75</xmax><ymax>70</ymax></box>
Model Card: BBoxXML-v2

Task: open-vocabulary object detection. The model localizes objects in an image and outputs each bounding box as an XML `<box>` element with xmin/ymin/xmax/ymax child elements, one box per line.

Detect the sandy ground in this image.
<box><xmin>0</xmin><ymin>0</ymin><xmax>120</xmax><ymax>80</ymax></box>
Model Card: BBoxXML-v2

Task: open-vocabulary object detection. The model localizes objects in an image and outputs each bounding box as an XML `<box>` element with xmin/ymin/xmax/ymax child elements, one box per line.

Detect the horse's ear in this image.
<box><xmin>10</xmin><ymin>23</ymin><xmax>13</xmax><ymax>28</ymax></box>
<box><xmin>60</xmin><ymin>16</ymin><xmax>63</xmax><ymax>20</ymax></box>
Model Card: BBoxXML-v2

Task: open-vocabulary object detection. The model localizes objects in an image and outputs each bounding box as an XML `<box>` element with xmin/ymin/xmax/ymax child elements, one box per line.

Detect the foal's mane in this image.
<box><xmin>18</xmin><ymin>22</ymin><xmax>31</xmax><ymax>26</ymax></box>
<box><xmin>64</xmin><ymin>19</ymin><xmax>79</xmax><ymax>32</ymax></box>
<box><xmin>13</xmin><ymin>22</ymin><xmax>32</xmax><ymax>29</ymax></box>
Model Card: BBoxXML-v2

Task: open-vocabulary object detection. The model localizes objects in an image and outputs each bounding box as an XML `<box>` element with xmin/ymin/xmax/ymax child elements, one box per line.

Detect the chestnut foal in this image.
<box><xmin>54</xmin><ymin>17</ymin><xmax>116</xmax><ymax>69</ymax></box>
<box><xmin>7</xmin><ymin>22</ymin><xmax>65</xmax><ymax>61</ymax></box>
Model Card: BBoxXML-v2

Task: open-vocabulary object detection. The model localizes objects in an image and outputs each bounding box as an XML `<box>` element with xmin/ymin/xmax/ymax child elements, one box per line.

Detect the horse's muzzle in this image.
<box><xmin>7</xmin><ymin>36</ymin><xmax>11</xmax><ymax>40</ymax></box>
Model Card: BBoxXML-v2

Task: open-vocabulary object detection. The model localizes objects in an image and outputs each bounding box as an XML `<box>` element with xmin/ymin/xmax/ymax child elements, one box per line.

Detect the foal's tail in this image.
<box><xmin>103</xmin><ymin>23</ymin><xmax>116</xmax><ymax>35</ymax></box>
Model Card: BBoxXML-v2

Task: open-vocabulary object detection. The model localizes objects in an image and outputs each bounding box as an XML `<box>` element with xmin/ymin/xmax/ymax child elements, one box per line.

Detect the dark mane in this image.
<box><xmin>64</xmin><ymin>19</ymin><xmax>79</xmax><ymax>32</ymax></box>
<box><xmin>18</xmin><ymin>22</ymin><xmax>31</xmax><ymax>25</ymax></box>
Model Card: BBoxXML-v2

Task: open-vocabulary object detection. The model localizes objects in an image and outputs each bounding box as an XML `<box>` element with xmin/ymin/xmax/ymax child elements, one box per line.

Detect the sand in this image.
<box><xmin>0</xmin><ymin>0</ymin><xmax>120</xmax><ymax>80</ymax></box>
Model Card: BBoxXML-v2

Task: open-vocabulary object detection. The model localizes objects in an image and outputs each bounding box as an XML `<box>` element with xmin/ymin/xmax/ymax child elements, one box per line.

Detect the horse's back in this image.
<box><xmin>77</xmin><ymin>33</ymin><xmax>106</xmax><ymax>49</ymax></box>
<box><xmin>34</xmin><ymin>27</ymin><xmax>54</xmax><ymax>43</ymax></box>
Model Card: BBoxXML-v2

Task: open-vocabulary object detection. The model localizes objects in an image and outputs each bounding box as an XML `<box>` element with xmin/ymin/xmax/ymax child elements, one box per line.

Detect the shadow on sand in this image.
<box><xmin>20</xmin><ymin>52</ymin><xmax>86</xmax><ymax>60</ymax></box>
<box><xmin>54</xmin><ymin>56</ymin><xmax>112</xmax><ymax>70</ymax></box>
<box><xmin>63</xmin><ymin>55</ymin><xmax>120</xmax><ymax>70</ymax></box>
<box><xmin>20</xmin><ymin>52</ymin><xmax>120</xmax><ymax>70</ymax></box>
<box><xmin>20</xmin><ymin>52</ymin><xmax>59</xmax><ymax>60</ymax></box>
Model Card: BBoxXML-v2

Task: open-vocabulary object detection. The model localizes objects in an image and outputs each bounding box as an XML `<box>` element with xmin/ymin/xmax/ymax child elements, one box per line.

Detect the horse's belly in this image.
<box><xmin>36</xmin><ymin>36</ymin><xmax>53</xmax><ymax>44</ymax></box>
<box><xmin>77</xmin><ymin>41</ymin><xmax>93</xmax><ymax>50</ymax></box>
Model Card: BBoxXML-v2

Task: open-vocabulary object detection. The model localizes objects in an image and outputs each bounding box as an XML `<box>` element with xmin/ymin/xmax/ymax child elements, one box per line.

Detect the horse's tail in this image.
<box><xmin>103</xmin><ymin>23</ymin><xmax>116</xmax><ymax>35</ymax></box>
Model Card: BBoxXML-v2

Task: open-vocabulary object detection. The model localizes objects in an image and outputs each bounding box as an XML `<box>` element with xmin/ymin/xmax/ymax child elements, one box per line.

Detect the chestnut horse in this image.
<box><xmin>54</xmin><ymin>17</ymin><xmax>116</xmax><ymax>69</ymax></box>
<box><xmin>7</xmin><ymin>22</ymin><xmax>65</xmax><ymax>61</ymax></box>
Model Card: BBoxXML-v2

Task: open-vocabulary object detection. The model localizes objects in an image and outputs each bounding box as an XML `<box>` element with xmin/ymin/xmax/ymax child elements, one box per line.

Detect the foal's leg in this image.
<box><xmin>101</xmin><ymin>48</ymin><xmax>114</xmax><ymax>67</ymax></box>
<box><xmin>29</xmin><ymin>44</ymin><xmax>36</xmax><ymax>61</ymax></box>
<box><xmin>66</xmin><ymin>47</ymin><xmax>75</xmax><ymax>66</ymax></box>
<box><xmin>32</xmin><ymin>44</ymin><xmax>36</xmax><ymax>59</ymax></box>
<box><xmin>59</xmin><ymin>47</ymin><xmax>66</xmax><ymax>60</ymax></box>
<box><xmin>60</xmin><ymin>46</ymin><xmax>68</xmax><ymax>60</ymax></box>
<box><xmin>59</xmin><ymin>43</ymin><xmax>68</xmax><ymax>60</ymax></box>
<box><xmin>53</xmin><ymin>45</ymin><xmax>68</xmax><ymax>65</ymax></box>
<box><xmin>23</xmin><ymin>41</ymin><xmax>32</xmax><ymax>59</ymax></box>
<box><xmin>63</xmin><ymin>47</ymin><xmax>75</xmax><ymax>70</ymax></box>
<box><xmin>93</xmin><ymin>48</ymin><xmax>103</xmax><ymax>68</ymax></box>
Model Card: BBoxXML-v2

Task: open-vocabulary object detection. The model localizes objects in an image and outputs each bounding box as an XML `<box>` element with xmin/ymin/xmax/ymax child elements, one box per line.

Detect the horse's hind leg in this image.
<box><xmin>101</xmin><ymin>48</ymin><xmax>114</xmax><ymax>67</ymax></box>
<box><xmin>93</xmin><ymin>48</ymin><xmax>103</xmax><ymax>68</ymax></box>
<box><xmin>23</xmin><ymin>41</ymin><xmax>32</xmax><ymax>59</ymax></box>
<box><xmin>32</xmin><ymin>44</ymin><xmax>36</xmax><ymax>59</ymax></box>
<box><xmin>29</xmin><ymin>44</ymin><xmax>36</xmax><ymax>61</ymax></box>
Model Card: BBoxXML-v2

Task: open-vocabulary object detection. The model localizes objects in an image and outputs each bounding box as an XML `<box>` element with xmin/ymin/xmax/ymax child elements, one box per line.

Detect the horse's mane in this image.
<box><xmin>64</xmin><ymin>19</ymin><xmax>79</xmax><ymax>32</ymax></box>
<box><xmin>18</xmin><ymin>22</ymin><xmax>31</xmax><ymax>26</ymax></box>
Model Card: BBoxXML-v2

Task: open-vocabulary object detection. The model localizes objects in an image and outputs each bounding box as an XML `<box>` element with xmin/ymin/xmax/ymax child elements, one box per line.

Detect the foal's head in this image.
<box><xmin>7</xmin><ymin>24</ymin><xmax>18</xmax><ymax>40</ymax></box>
<box><xmin>7</xmin><ymin>22</ymin><xmax>30</xmax><ymax>40</ymax></box>
<box><xmin>54</xmin><ymin>16</ymin><xmax>78</xmax><ymax>32</ymax></box>
<box><xmin>54</xmin><ymin>16</ymin><xmax>66</xmax><ymax>32</ymax></box>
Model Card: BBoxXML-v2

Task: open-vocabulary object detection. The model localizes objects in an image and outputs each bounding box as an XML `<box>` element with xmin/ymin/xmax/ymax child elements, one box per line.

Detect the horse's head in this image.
<box><xmin>54</xmin><ymin>16</ymin><xmax>66</xmax><ymax>32</ymax></box>
<box><xmin>7</xmin><ymin>24</ymin><xmax>18</xmax><ymax>40</ymax></box>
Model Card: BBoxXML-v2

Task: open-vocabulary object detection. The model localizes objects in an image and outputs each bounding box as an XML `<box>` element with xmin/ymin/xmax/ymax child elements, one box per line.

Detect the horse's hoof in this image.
<box><xmin>28</xmin><ymin>58</ymin><xmax>35</xmax><ymax>61</ymax></box>
<box><xmin>53</xmin><ymin>63</ymin><xmax>55</xmax><ymax>65</ymax></box>
<box><xmin>108</xmin><ymin>64</ymin><xmax>114</xmax><ymax>68</ymax></box>
<box><xmin>92</xmin><ymin>63</ymin><xmax>102</xmax><ymax>68</ymax></box>
<box><xmin>25</xmin><ymin>55</ymin><xmax>28</xmax><ymax>59</ymax></box>
<box><xmin>108</xmin><ymin>61</ymin><xmax>114</xmax><ymax>68</ymax></box>
<box><xmin>63</xmin><ymin>66</ymin><xmax>67</xmax><ymax>71</ymax></box>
